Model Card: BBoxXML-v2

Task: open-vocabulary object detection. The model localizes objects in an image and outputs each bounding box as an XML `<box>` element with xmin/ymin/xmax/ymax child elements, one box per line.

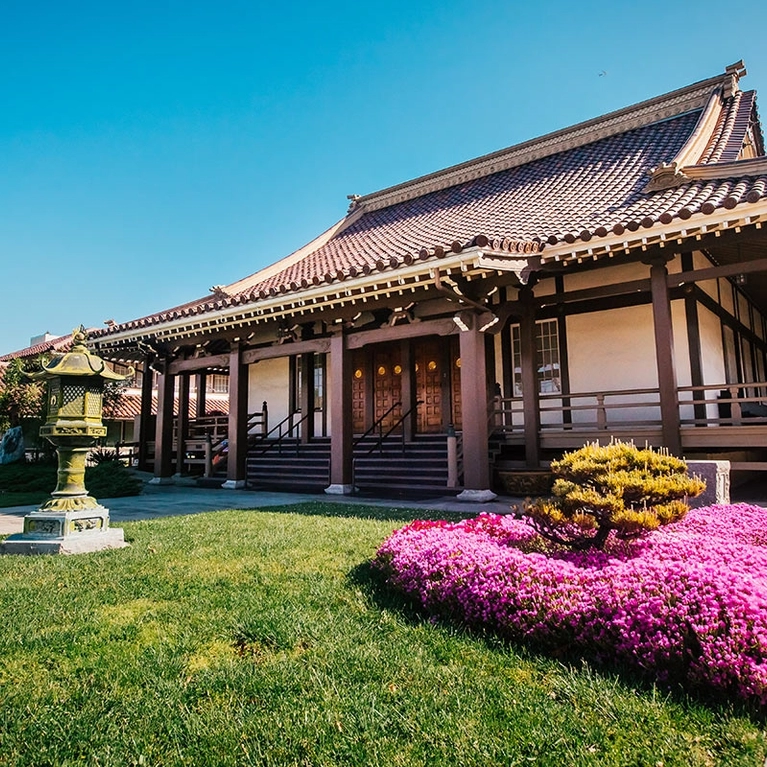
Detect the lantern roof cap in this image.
<box><xmin>28</xmin><ymin>326</ymin><xmax>131</xmax><ymax>381</ymax></box>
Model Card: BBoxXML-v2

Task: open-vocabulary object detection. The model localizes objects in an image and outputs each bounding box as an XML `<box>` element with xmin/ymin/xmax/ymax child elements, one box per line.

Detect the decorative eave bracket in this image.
<box><xmin>476</xmin><ymin>250</ymin><xmax>541</xmax><ymax>285</ymax></box>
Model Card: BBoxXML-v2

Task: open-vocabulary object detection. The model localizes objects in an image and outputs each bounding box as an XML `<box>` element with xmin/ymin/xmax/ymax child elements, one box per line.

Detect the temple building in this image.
<box><xmin>88</xmin><ymin>61</ymin><xmax>767</xmax><ymax>497</ymax></box>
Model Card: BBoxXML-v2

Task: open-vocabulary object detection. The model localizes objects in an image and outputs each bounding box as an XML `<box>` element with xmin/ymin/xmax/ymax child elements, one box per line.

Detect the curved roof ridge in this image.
<box><xmin>356</xmin><ymin>66</ymin><xmax>744</xmax><ymax>214</ymax></box>
<box><xmin>222</xmin><ymin>207</ymin><xmax>366</xmax><ymax>297</ymax></box>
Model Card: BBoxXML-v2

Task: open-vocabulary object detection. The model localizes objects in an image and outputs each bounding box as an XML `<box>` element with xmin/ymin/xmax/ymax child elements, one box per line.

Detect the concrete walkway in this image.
<box><xmin>3</xmin><ymin>473</ymin><xmax>765</xmax><ymax>538</ymax></box>
<box><xmin>0</xmin><ymin>478</ymin><xmax>524</xmax><ymax>537</ymax></box>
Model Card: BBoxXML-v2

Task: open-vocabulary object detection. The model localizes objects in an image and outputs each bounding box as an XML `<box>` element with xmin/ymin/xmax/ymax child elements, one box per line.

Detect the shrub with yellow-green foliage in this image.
<box><xmin>524</xmin><ymin>441</ymin><xmax>705</xmax><ymax>550</ymax></box>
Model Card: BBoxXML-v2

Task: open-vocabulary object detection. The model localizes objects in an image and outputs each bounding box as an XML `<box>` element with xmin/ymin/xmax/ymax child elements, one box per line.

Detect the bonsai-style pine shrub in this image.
<box><xmin>524</xmin><ymin>441</ymin><xmax>705</xmax><ymax>550</ymax></box>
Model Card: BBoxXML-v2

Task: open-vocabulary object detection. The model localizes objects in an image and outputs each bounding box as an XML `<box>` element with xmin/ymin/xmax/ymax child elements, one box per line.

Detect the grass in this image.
<box><xmin>0</xmin><ymin>460</ymin><xmax>142</xmax><ymax>508</ymax></box>
<box><xmin>0</xmin><ymin>501</ymin><xmax>764</xmax><ymax>766</ymax></box>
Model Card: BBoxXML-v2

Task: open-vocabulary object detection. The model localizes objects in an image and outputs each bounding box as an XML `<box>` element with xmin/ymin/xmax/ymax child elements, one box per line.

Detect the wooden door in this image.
<box><xmin>373</xmin><ymin>346</ymin><xmax>402</xmax><ymax>432</ymax></box>
<box><xmin>351</xmin><ymin>349</ymin><xmax>366</xmax><ymax>434</ymax></box>
<box><xmin>450</xmin><ymin>335</ymin><xmax>462</xmax><ymax>429</ymax></box>
<box><xmin>415</xmin><ymin>338</ymin><xmax>445</xmax><ymax>433</ymax></box>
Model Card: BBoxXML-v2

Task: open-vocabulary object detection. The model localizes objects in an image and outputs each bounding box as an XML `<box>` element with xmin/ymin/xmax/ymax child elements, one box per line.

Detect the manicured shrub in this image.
<box><xmin>85</xmin><ymin>461</ymin><xmax>142</xmax><ymax>498</ymax></box>
<box><xmin>524</xmin><ymin>441</ymin><xmax>705</xmax><ymax>549</ymax></box>
<box><xmin>374</xmin><ymin>504</ymin><xmax>767</xmax><ymax>706</ymax></box>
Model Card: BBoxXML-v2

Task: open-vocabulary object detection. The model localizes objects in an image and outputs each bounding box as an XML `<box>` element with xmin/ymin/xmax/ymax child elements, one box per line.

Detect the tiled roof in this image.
<box><xmin>0</xmin><ymin>334</ymin><xmax>73</xmax><ymax>362</ymax></box>
<box><xmin>94</xmin><ymin>64</ymin><xmax>767</xmax><ymax>342</ymax></box>
<box><xmin>106</xmin><ymin>392</ymin><xmax>230</xmax><ymax>420</ymax></box>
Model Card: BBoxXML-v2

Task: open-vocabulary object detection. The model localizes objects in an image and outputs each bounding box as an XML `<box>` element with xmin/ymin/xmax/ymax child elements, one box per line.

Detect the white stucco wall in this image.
<box><xmin>562</xmin><ymin>261</ymin><xmax>649</xmax><ymax>292</ymax></box>
<box><xmin>248</xmin><ymin>357</ymin><xmax>290</xmax><ymax>432</ymax></box>
<box><xmin>564</xmin><ymin>301</ymin><xmax>690</xmax><ymax>426</ymax></box>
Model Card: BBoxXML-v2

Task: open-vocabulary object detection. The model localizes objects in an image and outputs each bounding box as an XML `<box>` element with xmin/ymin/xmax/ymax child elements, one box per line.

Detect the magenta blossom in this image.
<box><xmin>373</xmin><ymin>504</ymin><xmax>767</xmax><ymax>705</ymax></box>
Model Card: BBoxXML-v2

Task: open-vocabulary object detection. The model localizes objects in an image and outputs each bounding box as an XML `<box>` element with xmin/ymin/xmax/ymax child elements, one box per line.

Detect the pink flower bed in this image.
<box><xmin>374</xmin><ymin>504</ymin><xmax>767</xmax><ymax>705</ymax></box>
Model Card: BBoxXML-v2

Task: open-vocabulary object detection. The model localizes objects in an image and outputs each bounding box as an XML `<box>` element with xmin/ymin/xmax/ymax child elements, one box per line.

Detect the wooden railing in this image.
<box><xmin>489</xmin><ymin>382</ymin><xmax>767</xmax><ymax>433</ymax></box>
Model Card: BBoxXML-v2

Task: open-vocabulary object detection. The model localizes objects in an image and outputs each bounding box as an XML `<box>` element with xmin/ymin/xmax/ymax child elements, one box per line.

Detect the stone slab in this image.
<box><xmin>456</xmin><ymin>489</ymin><xmax>498</xmax><ymax>503</ymax></box>
<box><xmin>686</xmin><ymin>460</ymin><xmax>730</xmax><ymax>508</ymax></box>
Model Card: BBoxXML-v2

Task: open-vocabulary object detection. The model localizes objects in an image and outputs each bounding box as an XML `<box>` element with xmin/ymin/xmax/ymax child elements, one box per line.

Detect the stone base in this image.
<box><xmin>457</xmin><ymin>489</ymin><xmax>498</xmax><ymax>503</ymax></box>
<box><xmin>325</xmin><ymin>484</ymin><xmax>355</xmax><ymax>495</ymax></box>
<box><xmin>686</xmin><ymin>460</ymin><xmax>730</xmax><ymax>507</ymax></box>
<box><xmin>1</xmin><ymin>505</ymin><xmax>129</xmax><ymax>556</ymax></box>
<box><xmin>1</xmin><ymin>528</ymin><xmax>127</xmax><ymax>555</ymax></box>
<box><xmin>149</xmin><ymin>476</ymin><xmax>174</xmax><ymax>485</ymax></box>
<box><xmin>495</xmin><ymin>470</ymin><xmax>554</xmax><ymax>496</ymax></box>
<box><xmin>222</xmin><ymin>479</ymin><xmax>247</xmax><ymax>490</ymax></box>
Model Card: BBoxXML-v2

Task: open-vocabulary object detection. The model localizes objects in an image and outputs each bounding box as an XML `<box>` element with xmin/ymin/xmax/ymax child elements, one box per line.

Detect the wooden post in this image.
<box><xmin>151</xmin><ymin>365</ymin><xmax>175</xmax><ymax>483</ymax></box>
<box><xmin>519</xmin><ymin>287</ymin><xmax>541</xmax><ymax>468</ymax></box>
<box><xmin>300</xmin><ymin>352</ymin><xmax>314</xmax><ymax>444</ymax></box>
<box><xmin>224</xmin><ymin>343</ymin><xmax>249</xmax><ymax>489</ymax></box>
<box><xmin>681</xmin><ymin>253</ymin><xmax>706</xmax><ymax>424</ymax></box>
<box><xmin>650</xmin><ymin>258</ymin><xmax>682</xmax><ymax>455</ymax></box>
<box><xmin>400</xmin><ymin>339</ymin><xmax>415</xmax><ymax>442</ymax></box>
<box><xmin>195</xmin><ymin>373</ymin><xmax>207</xmax><ymax>418</ymax></box>
<box><xmin>174</xmin><ymin>374</ymin><xmax>190</xmax><ymax>477</ymax></box>
<box><xmin>458</xmin><ymin>315</ymin><xmax>492</xmax><ymax>495</ymax></box>
<box><xmin>137</xmin><ymin>357</ymin><xmax>155</xmax><ymax>471</ymax></box>
<box><xmin>326</xmin><ymin>332</ymin><xmax>353</xmax><ymax>494</ymax></box>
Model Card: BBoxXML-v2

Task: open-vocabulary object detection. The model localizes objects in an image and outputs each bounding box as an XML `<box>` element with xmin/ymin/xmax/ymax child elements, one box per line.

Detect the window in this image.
<box><xmin>511</xmin><ymin>319</ymin><xmax>562</xmax><ymax>396</ymax></box>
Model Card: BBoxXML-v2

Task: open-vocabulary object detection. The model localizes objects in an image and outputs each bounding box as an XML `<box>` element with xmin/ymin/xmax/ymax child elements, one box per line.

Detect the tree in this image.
<box><xmin>0</xmin><ymin>358</ymin><xmax>45</xmax><ymax>432</ymax></box>
<box><xmin>524</xmin><ymin>441</ymin><xmax>706</xmax><ymax>550</ymax></box>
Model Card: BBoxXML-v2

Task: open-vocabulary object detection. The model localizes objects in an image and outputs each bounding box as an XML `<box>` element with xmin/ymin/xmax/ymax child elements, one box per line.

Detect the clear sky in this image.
<box><xmin>1</xmin><ymin>0</ymin><xmax>766</xmax><ymax>354</ymax></box>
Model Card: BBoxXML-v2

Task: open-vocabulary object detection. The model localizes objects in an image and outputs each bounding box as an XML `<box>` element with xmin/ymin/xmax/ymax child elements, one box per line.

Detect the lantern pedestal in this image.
<box><xmin>2</xmin><ymin>505</ymin><xmax>127</xmax><ymax>555</ymax></box>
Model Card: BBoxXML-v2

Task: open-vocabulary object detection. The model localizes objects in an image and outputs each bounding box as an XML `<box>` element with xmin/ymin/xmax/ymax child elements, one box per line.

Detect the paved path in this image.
<box><xmin>3</xmin><ymin>474</ymin><xmax>765</xmax><ymax>538</ymax></box>
<box><xmin>0</xmin><ymin>480</ymin><xmax>524</xmax><ymax>536</ymax></box>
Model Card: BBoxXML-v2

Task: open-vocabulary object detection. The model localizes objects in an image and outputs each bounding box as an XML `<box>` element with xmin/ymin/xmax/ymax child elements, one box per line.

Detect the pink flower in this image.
<box><xmin>373</xmin><ymin>504</ymin><xmax>767</xmax><ymax>706</ymax></box>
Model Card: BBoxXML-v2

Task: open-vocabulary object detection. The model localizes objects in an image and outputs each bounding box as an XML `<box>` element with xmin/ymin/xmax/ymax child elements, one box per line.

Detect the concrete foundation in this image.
<box><xmin>686</xmin><ymin>460</ymin><xmax>731</xmax><ymax>508</ymax></box>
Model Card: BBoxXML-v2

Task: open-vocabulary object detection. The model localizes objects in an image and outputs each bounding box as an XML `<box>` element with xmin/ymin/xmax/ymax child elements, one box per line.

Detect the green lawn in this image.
<box><xmin>0</xmin><ymin>502</ymin><xmax>764</xmax><ymax>766</ymax></box>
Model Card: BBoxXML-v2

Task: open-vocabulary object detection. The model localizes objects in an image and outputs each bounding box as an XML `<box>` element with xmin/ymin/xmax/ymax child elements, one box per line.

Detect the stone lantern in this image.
<box><xmin>1</xmin><ymin>326</ymin><xmax>132</xmax><ymax>555</ymax></box>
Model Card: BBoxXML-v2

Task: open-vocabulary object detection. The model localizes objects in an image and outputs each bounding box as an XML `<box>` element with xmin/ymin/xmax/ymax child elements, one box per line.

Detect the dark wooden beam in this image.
<box><xmin>328</xmin><ymin>333</ymin><xmax>353</xmax><ymax>492</ymax></box>
<box><xmin>225</xmin><ymin>344</ymin><xmax>249</xmax><ymax>487</ymax></box>
<box><xmin>242</xmin><ymin>338</ymin><xmax>331</xmax><ymax>365</ymax></box>
<box><xmin>650</xmin><ymin>260</ymin><xmax>682</xmax><ymax>455</ymax></box>
<box><xmin>346</xmin><ymin>317</ymin><xmax>457</xmax><ymax>349</ymax></box>
<box><xmin>195</xmin><ymin>373</ymin><xmax>207</xmax><ymax>418</ymax></box>
<box><xmin>137</xmin><ymin>358</ymin><xmax>155</xmax><ymax>471</ymax></box>
<box><xmin>681</xmin><ymin>254</ymin><xmax>706</xmax><ymax>423</ymax></box>
<box><xmin>459</xmin><ymin>317</ymin><xmax>491</xmax><ymax>490</ymax></box>
<box><xmin>536</xmin><ymin>278</ymin><xmax>650</xmax><ymax>307</ymax></box>
<box><xmin>153</xmin><ymin>368</ymin><xmax>175</xmax><ymax>480</ymax></box>
<box><xmin>670</xmin><ymin>257</ymin><xmax>767</xmax><ymax>287</ymax></box>
<box><xmin>300</xmin><ymin>352</ymin><xmax>314</xmax><ymax>444</ymax></box>
<box><xmin>169</xmin><ymin>354</ymin><xmax>229</xmax><ymax>374</ymax></box>
<box><xmin>175</xmin><ymin>374</ymin><xmax>190</xmax><ymax>476</ymax></box>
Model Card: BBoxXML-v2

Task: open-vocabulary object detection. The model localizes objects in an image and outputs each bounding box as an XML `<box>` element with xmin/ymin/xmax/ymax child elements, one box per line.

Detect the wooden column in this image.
<box><xmin>681</xmin><ymin>253</ymin><xmax>705</xmax><ymax>424</ymax></box>
<box><xmin>458</xmin><ymin>316</ymin><xmax>492</xmax><ymax>492</ymax></box>
<box><xmin>152</xmin><ymin>365</ymin><xmax>175</xmax><ymax>483</ymax></box>
<box><xmin>224</xmin><ymin>344</ymin><xmax>249</xmax><ymax>489</ymax></box>
<box><xmin>327</xmin><ymin>332</ymin><xmax>353</xmax><ymax>493</ymax></box>
<box><xmin>650</xmin><ymin>258</ymin><xmax>682</xmax><ymax>455</ymax></box>
<box><xmin>137</xmin><ymin>357</ymin><xmax>155</xmax><ymax>471</ymax></box>
<box><xmin>400</xmin><ymin>339</ymin><xmax>415</xmax><ymax>441</ymax></box>
<box><xmin>195</xmin><ymin>373</ymin><xmax>207</xmax><ymax>418</ymax></box>
<box><xmin>174</xmin><ymin>374</ymin><xmax>190</xmax><ymax>477</ymax></box>
<box><xmin>519</xmin><ymin>287</ymin><xmax>541</xmax><ymax>468</ymax></box>
<box><xmin>300</xmin><ymin>352</ymin><xmax>315</xmax><ymax>443</ymax></box>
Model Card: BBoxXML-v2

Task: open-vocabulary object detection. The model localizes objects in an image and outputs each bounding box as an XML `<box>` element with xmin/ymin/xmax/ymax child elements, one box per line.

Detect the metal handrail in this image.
<box><xmin>359</xmin><ymin>400</ymin><xmax>423</xmax><ymax>458</ymax></box>
<box><xmin>257</xmin><ymin>409</ymin><xmax>313</xmax><ymax>456</ymax></box>
<box><xmin>353</xmin><ymin>401</ymin><xmax>402</xmax><ymax>448</ymax></box>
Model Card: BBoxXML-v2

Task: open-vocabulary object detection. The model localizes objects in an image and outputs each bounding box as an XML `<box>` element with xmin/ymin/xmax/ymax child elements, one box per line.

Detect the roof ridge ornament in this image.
<box><xmin>723</xmin><ymin>60</ymin><xmax>747</xmax><ymax>100</ymax></box>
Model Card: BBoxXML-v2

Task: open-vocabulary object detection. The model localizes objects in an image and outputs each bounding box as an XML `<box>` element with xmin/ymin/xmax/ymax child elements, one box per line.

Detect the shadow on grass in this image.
<box><xmin>347</xmin><ymin>559</ymin><xmax>767</xmax><ymax>724</ymax></box>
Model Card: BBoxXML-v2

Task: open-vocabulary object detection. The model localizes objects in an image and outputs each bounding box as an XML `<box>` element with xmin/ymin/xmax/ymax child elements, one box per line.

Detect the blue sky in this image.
<box><xmin>1</xmin><ymin>0</ymin><xmax>766</xmax><ymax>354</ymax></box>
